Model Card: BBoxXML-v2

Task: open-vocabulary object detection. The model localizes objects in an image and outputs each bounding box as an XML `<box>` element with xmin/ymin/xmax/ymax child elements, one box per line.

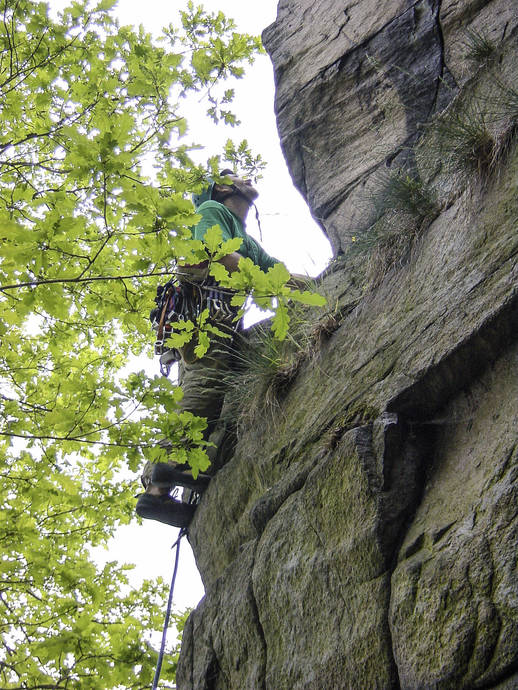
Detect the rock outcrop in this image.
<box><xmin>176</xmin><ymin>1</ymin><xmax>518</xmax><ymax>688</ymax></box>
<box><xmin>264</xmin><ymin>0</ymin><xmax>516</xmax><ymax>254</ymax></box>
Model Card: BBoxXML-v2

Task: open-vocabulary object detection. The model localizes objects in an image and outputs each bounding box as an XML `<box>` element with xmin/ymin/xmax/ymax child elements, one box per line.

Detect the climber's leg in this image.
<box><xmin>139</xmin><ymin>329</ymin><xmax>235</xmax><ymax>507</ymax></box>
<box><xmin>135</xmin><ymin>492</ymin><xmax>195</xmax><ymax>528</ymax></box>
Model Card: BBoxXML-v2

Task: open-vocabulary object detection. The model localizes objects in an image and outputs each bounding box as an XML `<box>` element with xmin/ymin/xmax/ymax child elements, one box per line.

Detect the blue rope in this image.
<box><xmin>151</xmin><ymin>528</ymin><xmax>186</xmax><ymax>690</ymax></box>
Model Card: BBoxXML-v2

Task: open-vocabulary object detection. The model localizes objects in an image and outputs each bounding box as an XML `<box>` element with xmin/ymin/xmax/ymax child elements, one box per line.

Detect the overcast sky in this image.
<box><xmin>48</xmin><ymin>0</ymin><xmax>332</xmax><ymax>613</ymax></box>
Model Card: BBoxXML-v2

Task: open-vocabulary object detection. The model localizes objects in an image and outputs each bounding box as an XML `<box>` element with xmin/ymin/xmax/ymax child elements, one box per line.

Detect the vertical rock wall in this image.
<box><xmin>391</xmin><ymin>344</ymin><xmax>518</xmax><ymax>688</ymax></box>
<box><xmin>263</xmin><ymin>0</ymin><xmax>516</xmax><ymax>254</ymax></box>
<box><xmin>176</xmin><ymin>1</ymin><xmax>518</xmax><ymax>688</ymax></box>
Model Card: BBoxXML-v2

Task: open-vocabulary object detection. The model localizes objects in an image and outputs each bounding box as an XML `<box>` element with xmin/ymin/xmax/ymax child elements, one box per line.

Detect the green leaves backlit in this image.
<box><xmin>0</xmin><ymin>1</ymin><xmax>264</xmax><ymax>687</ymax></box>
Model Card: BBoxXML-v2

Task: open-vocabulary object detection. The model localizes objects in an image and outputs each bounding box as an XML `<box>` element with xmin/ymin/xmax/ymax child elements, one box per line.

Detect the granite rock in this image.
<box><xmin>262</xmin><ymin>0</ymin><xmax>518</xmax><ymax>253</ymax></box>
<box><xmin>176</xmin><ymin>1</ymin><xmax>518</xmax><ymax>687</ymax></box>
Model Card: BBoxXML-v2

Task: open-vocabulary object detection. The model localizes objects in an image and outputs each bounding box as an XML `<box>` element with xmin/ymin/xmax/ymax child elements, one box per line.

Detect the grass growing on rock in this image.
<box><xmin>496</xmin><ymin>82</ymin><xmax>518</xmax><ymax>122</ymax></box>
<box><xmin>348</xmin><ymin>169</ymin><xmax>438</xmax><ymax>287</ymax></box>
<box><xmin>429</xmin><ymin>80</ymin><xmax>518</xmax><ymax>187</ymax></box>
<box><xmin>348</xmin><ymin>72</ymin><xmax>518</xmax><ymax>289</ymax></box>
<box><xmin>223</xmin><ymin>299</ymin><xmax>343</xmax><ymax>428</ymax></box>
<box><xmin>372</xmin><ymin>170</ymin><xmax>438</xmax><ymax>221</ymax></box>
<box><xmin>224</xmin><ymin>324</ymin><xmax>303</xmax><ymax>426</ymax></box>
<box><xmin>433</xmin><ymin>102</ymin><xmax>496</xmax><ymax>176</ymax></box>
<box><xmin>462</xmin><ymin>29</ymin><xmax>498</xmax><ymax>66</ymax></box>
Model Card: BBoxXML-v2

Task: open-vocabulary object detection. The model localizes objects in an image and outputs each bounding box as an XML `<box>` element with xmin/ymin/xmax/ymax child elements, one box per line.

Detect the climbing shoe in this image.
<box><xmin>135</xmin><ymin>493</ymin><xmax>196</xmax><ymax>528</ymax></box>
<box><xmin>151</xmin><ymin>462</ymin><xmax>211</xmax><ymax>492</ymax></box>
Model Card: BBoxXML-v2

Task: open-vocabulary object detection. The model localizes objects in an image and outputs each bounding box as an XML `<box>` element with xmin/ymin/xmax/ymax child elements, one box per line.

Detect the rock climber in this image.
<box><xmin>136</xmin><ymin>170</ymin><xmax>305</xmax><ymax>528</ymax></box>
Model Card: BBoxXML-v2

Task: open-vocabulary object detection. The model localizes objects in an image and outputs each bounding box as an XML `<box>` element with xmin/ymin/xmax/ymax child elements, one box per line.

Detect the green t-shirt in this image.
<box><xmin>193</xmin><ymin>200</ymin><xmax>278</xmax><ymax>272</ymax></box>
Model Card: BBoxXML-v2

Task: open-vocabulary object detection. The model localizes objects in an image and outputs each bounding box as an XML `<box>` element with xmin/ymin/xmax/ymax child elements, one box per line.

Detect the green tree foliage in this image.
<box><xmin>0</xmin><ymin>1</ymin><xmax>324</xmax><ymax>686</ymax></box>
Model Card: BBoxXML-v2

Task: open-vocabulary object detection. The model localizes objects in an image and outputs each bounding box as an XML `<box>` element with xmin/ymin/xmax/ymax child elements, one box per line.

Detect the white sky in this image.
<box><xmin>48</xmin><ymin>0</ymin><xmax>332</xmax><ymax>614</ymax></box>
<box><xmin>111</xmin><ymin>0</ymin><xmax>332</xmax><ymax>269</ymax></box>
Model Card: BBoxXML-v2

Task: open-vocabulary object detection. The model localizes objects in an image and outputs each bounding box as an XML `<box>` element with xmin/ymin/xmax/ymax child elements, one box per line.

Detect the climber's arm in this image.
<box><xmin>218</xmin><ymin>252</ymin><xmax>242</xmax><ymax>273</ymax></box>
<box><xmin>219</xmin><ymin>255</ymin><xmax>312</xmax><ymax>291</ymax></box>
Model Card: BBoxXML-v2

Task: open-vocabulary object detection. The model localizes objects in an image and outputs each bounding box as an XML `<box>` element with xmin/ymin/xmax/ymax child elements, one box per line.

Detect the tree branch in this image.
<box><xmin>0</xmin><ymin>430</ymin><xmax>151</xmax><ymax>449</ymax></box>
<box><xmin>0</xmin><ymin>270</ymin><xmax>175</xmax><ymax>292</ymax></box>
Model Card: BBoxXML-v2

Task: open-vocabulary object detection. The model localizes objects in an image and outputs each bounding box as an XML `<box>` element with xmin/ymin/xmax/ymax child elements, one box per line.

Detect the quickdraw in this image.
<box><xmin>150</xmin><ymin>275</ymin><xmax>240</xmax><ymax>376</ymax></box>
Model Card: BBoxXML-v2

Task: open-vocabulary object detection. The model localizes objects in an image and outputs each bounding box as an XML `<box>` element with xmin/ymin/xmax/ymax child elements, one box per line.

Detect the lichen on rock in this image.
<box><xmin>176</xmin><ymin>1</ymin><xmax>518</xmax><ymax>688</ymax></box>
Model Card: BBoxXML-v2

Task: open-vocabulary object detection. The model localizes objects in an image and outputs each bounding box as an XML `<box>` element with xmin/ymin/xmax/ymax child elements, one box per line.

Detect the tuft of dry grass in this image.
<box><xmin>433</xmin><ymin>102</ymin><xmax>496</xmax><ymax>176</ymax></box>
<box><xmin>223</xmin><ymin>297</ymin><xmax>344</xmax><ymax>428</ymax></box>
<box><xmin>496</xmin><ymin>83</ymin><xmax>518</xmax><ymax>122</ymax></box>
<box><xmin>343</xmin><ymin>60</ymin><xmax>518</xmax><ymax>290</ymax></box>
<box><xmin>462</xmin><ymin>29</ymin><xmax>498</xmax><ymax>66</ymax></box>
<box><xmin>352</xmin><ymin>212</ymin><xmax>421</xmax><ymax>288</ymax></box>
<box><xmin>222</xmin><ymin>325</ymin><xmax>304</xmax><ymax>427</ymax></box>
<box><xmin>371</xmin><ymin>169</ymin><xmax>438</xmax><ymax>221</ymax></box>
<box><xmin>347</xmin><ymin>169</ymin><xmax>438</xmax><ymax>287</ymax></box>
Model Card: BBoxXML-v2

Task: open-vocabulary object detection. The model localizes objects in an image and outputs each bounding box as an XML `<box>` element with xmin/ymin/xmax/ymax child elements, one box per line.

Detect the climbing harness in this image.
<box><xmin>151</xmin><ymin>526</ymin><xmax>185</xmax><ymax>690</ymax></box>
<box><xmin>150</xmin><ymin>272</ymin><xmax>241</xmax><ymax>377</ymax></box>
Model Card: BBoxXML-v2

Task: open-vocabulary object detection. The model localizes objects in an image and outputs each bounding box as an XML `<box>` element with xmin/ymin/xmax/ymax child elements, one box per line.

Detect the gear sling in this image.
<box><xmin>150</xmin><ymin>268</ymin><xmax>240</xmax><ymax>377</ymax></box>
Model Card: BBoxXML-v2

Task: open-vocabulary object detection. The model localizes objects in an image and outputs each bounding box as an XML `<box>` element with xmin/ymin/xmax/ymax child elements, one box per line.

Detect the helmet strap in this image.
<box><xmin>252</xmin><ymin>201</ymin><xmax>263</xmax><ymax>243</ymax></box>
<box><xmin>230</xmin><ymin>184</ymin><xmax>263</xmax><ymax>242</ymax></box>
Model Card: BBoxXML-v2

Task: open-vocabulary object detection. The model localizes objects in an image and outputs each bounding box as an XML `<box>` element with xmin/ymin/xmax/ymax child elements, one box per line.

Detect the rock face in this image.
<box><xmin>176</xmin><ymin>1</ymin><xmax>518</xmax><ymax>688</ymax></box>
<box><xmin>263</xmin><ymin>0</ymin><xmax>516</xmax><ymax>254</ymax></box>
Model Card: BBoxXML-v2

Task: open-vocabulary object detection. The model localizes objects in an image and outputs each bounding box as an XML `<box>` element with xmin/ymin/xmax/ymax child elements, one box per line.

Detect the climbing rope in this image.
<box><xmin>151</xmin><ymin>527</ymin><xmax>186</xmax><ymax>690</ymax></box>
<box><xmin>251</xmin><ymin>200</ymin><xmax>263</xmax><ymax>242</ymax></box>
